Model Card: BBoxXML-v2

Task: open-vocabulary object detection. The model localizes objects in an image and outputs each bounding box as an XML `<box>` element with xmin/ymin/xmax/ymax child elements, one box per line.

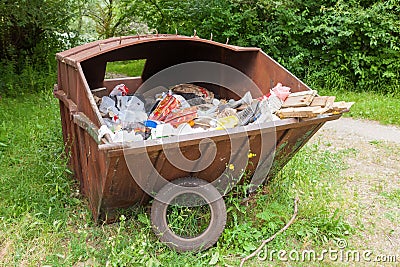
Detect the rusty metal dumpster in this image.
<box><xmin>54</xmin><ymin>34</ymin><xmax>343</xmax><ymax>252</ymax></box>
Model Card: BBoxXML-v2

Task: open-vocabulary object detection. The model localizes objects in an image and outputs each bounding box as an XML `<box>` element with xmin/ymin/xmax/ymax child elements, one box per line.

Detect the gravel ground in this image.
<box><xmin>310</xmin><ymin>118</ymin><xmax>400</xmax><ymax>265</ymax></box>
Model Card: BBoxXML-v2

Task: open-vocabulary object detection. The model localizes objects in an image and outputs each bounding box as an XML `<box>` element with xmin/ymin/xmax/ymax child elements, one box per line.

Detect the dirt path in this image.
<box><xmin>321</xmin><ymin>118</ymin><xmax>400</xmax><ymax>144</ymax></box>
<box><xmin>310</xmin><ymin>118</ymin><xmax>400</xmax><ymax>263</ymax></box>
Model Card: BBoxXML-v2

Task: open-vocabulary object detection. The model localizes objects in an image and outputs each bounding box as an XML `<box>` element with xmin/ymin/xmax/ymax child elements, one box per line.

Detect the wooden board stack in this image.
<box><xmin>276</xmin><ymin>90</ymin><xmax>354</xmax><ymax>119</ymax></box>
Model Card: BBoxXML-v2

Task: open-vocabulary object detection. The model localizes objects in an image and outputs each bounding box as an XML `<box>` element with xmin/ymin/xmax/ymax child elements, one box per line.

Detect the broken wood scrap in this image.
<box><xmin>282</xmin><ymin>93</ymin><xmax>315</xmax><ymax>108</ymax></box>
<box><xmin>288</xmin><ymin>90</ymin><xmax>317</xmax><ymax>97</ymax></box>
<box><xmin>310</xmin><ymin>96</ymin><xmax>336</xmax><ymax>107</ymax></box>
<box><xmin>325</xmin><ymin>96</ymin><xmax>336</xmax><ymax>108</ymax></box>
<box><xmin>328</xmin><ymin>101</ymin><xmax>355</xmax><ymax>112</ymax></box>
<box><xmin>313</xmin><ymin>106</ymin><xmax>330</xmax><ymax>115</ymax></box>
<box><xmin>277</xmin><ymin>106</ymin><xmax>322</xmax><ymax>118</ymax></box>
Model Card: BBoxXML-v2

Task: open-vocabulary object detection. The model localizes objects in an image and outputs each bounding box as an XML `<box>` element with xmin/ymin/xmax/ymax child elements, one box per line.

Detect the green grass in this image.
<box><xmin>381</xmin><ymin>189</ymin><xmax>400</xmax><ymax>206</ymax></box>
<box><xmin>318</xmin><ymin>89</ymin><xmax>400</xmax><ymax>126</ymax></box>
<box><xmin>105</xmin><ymin>59</ymin><xmax>146</xmax><ymax>77</ymax></box>
<box><xmin>0</xmin><ymin>90</ymin><xmax>352</xmax><ymax>266</ymax></box>
<box><xmin>167</xmin><ymin>203</ymin><xmax>212</xmax><ymax>238</ymax></box>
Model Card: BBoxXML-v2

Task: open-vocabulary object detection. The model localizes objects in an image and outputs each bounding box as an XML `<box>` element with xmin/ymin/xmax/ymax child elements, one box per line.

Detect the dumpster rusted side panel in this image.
<box><xmin>57</xmin><ymin>61</ymin><xmax>84</xmax><ymax>188</ymax></box>
<box><xmin>267</xmin><ymin>121</ymin><xmax>326</xmax><ymax>180</ymax></box>
<box><xmin>96</xmin><ymin>116</ymin><xmax>340</xmax><ymax>222</ymax></box>
<box><xmin>57</xmin><ymin>60</ymin><xmax>110</xmax><ymax>219</ymax></box>
<box><xmin>253</xmin><ymin>51</ymin><xmax>311</xmax><ymax>94</ymax></box>
<box><xmin>99</xmin><ymin>155</ymin><xmax>148</xmax><ymax>221</ymax></box>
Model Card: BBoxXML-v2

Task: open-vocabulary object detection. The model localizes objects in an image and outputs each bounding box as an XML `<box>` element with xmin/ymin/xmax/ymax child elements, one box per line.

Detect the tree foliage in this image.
<box><xmin>0</xmin><ymin>0</ymin><xmax>78</xmax><ymax>94</ymax></box>
<box><xmin>0</xmin><ymin>0</ymin><xmax>399</xmax><ymax>94</ymax></box>
<box><xmin>0</xmin><ymin>0</ymin><xmax>75</xmax><ymax>64</ymax></box>
<box><xmin>132</xmin><ymin>0</ymin><xmax>400</xmax><ymax>93</ymax></box>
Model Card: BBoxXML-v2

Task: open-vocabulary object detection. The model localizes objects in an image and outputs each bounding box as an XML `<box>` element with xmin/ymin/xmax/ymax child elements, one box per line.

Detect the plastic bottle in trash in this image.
<box><xmin>99</xmin><ymin>96</ymin><xmax>119</xmax><ymax>115</ymax></box>
<box><xmin>119</xmin><ymin>110</ymin><xmax>148</xmax><ymax>129</ymax></box>
<box><xmin>117</xmin><ymin>95</ymin><xmax>145</xmax><ymax>112</ymax></box>
<box><xmin>126</xmin><ymin>95</ymin><xmax>145</xmax><ymax>111</ymax></box>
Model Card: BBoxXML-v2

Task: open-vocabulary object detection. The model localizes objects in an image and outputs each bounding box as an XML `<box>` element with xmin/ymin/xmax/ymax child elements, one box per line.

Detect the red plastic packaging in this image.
<box><xmin>148</xmin><ymin>94</ymin><xmax>180</xmax><ymax>121</ymax></box>
<box><xmin>110</xmin><ymin>84</ymin><xmax>130</xmax><ymax>96</ymax></box>
<box><xmin>164</xmin><ymin>107</ymin><xmax>198</xmax><ymax>127</ymax></box>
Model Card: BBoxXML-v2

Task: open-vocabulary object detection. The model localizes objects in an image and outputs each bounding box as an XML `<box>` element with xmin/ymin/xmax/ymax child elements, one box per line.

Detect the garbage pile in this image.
<box><xmin>94</xmin><ymin>83</ymin><xmax>353</xmax><ymax>143</ymax></box>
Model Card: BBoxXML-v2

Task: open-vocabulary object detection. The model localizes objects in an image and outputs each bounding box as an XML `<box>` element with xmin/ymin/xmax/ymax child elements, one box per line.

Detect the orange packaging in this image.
<box><xmin>148</xmin><ymin>94</ymin><xmax>180</xmax><ymax>121</ymax></box>
<box><xmin>164</xmin><ymin>107</ymin><xmax>198</xmax><ymax>127</ymax></box>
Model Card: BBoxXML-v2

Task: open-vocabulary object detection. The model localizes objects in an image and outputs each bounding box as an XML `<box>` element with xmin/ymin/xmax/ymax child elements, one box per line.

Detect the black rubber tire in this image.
<box><xmin>151</xmin><ymin>177</ymin><xmax>227</xmax><ymax>252</ymax></box>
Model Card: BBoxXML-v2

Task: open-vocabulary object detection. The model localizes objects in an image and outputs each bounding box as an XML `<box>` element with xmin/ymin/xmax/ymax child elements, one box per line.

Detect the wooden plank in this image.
<box><xmin>313</xmin><ymin>107</ymin><xmax>330</xmax><ymax>115</ymax></box>
<box><xmin>282</xmin><ymin>93</ymin><xmax>315</xmax><ymax>108</ymax></box>
<box><xmin>288</xmin><ymin>90</ymin><xmax>317</xmax><ymax>97</ymax></box>
<box><xmin>310</xmin><ymin>96</ymin><xmax>336</xmax><ymax>108</ymax></box>
<box><xmin>325</xmin><ymin>96</ymin><xmax>336</xmax><ymax>108</ymax></box>
<box><xmin>310</xmin><ymin>96</ymin><xmax>327</xmax><ymax>107</ymax></box>
<box><xmin>277</xmin><ymin>106</ymin><xmax>321</xmax><ymax>118</ymax></box>
<box><xmin>329</xmin><ymin>101</ymin><xmax>355</xmax><ymax>112</ymax></box>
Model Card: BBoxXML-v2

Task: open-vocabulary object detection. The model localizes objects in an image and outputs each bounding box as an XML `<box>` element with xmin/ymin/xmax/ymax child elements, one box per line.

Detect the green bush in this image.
<box><xmin>0</xmin><ymin>0</ymin><xmax>75</xmax><ymax>61</ymax></box>
<box><xmin>0</xmin><ymin>59</ymin><xmax>57</xmax><ymax>97</ymax></box>
<box><xmin>300</xmin><ymin>1</ymin><xmax>400</xmax><ymax>93</ymax></box>
<box><xmin>135</xmin><ymin>0</ymin><xmax>400</xmax><ymax>94</ymax></box>
<box><xmin>0</xmin><ymin>0</ymin><xmax>81</xmax><ymax>96</ymax></box>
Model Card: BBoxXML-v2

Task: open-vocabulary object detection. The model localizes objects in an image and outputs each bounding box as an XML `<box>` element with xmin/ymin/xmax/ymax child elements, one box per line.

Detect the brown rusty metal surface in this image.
<box><xmin>57</xmin><ymin>35</ymin><xmax>307</xmax><ymax>100</ymax></box>
<box><xmin>72</xmin><ymin>112</ymin><xmax>101</xmax><ymax>144</ymax></box>
<box><xmin>266</xmin><ymin>121</ymin><xmax>327</xmax><ymax>180</ymax></box>
<box><xmin>56</xmin><ymin>35</ymin><xmax>260</xmax><ymax>64</ymax></box>
<box><xmin>254</xmin><ymin>51</ymin><xmax>311</xmax><ymax>93</ymax></box>
<box><xmin>55</xmin><ymin>35</ymin><xmax>343</xmax><ymax>222</ymax></box>
<box><xmin>96</xmin><ymin>117</ymin><xmax>334</xmax><ymax>222</ymax></box>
